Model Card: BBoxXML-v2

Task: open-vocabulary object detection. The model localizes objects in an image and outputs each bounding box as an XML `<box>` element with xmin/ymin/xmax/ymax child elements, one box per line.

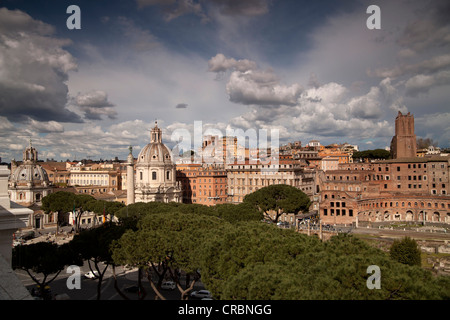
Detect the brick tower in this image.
<box><xmin>390</xmin><ymin>111</ymin><xmax>417</xmax><ymax>159</ymax></box>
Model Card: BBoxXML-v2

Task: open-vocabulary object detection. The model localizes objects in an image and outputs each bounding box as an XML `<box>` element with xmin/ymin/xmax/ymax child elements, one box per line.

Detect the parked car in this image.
<box><xmin>190</xmin><ymin>290</ymin><xmax>212</xmax><ymax>299</ymax></box>
<box><xmin>84</xmin><ymin>271</ymin><xmax>99</xmax><ymax>279</ymax></box>
<box><xmin>161</xmin><ymin>281</ymin><xmax>176</xmax><ymax>290</ymax></box>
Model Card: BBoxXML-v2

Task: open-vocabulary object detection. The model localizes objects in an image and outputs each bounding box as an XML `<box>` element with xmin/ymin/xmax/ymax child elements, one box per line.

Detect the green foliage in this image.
<box><xmin>12</xmin><ymin>242</ymin><xmax>81</xmax><ymax>299</ymax></box>
<box><xmin>352</xmin><ymin>149</ymin><xmax>390</xmax><ymax>160</ymax></box>
<box><xmin>84</xmin><ymin>199</ymin><xmax>125</xmax><ymax>216</ymax></box>
<box><xmin>115</xmin><ymin>201</ymin><xmax>262</xmax><ymax>224</ymax></box>
<box><xmin>389</xmin><ymin>237</ymin><xmax>422</xmax><ymax>267</ymax></box>
<box><xmin>200</xmin><ymin>230</ymin><xmax>449</xmax><ymax>300</ymax></box>
<box><xmin>12</xmin><ymin>242</ymin><xmax>73</xmax><ymax>275</ymax></box>
<box><xmin>41</xmin><ymin>191</ymin><xmax>79</xmax><ymax>214</ymax></box>
<box><xmin>70</xmin><ymin>222</ymin><xmax>126</xmax><ymax>265</ymax></box>
<box><xmin>111</xmin><ymin>208</ymin><xmax>229</xmax><ymax>299</ymax></box>
<box><xmin>42</xmin><ymin>191</ymin><xmax>124</xmax><ymax>217</ymax></box>
<box><xmin>211</xmin><ymin>202</ymin><xmax>263</xmax><ymax>223</ymax></box>
<box><xmin>243</xmin><ymin>184</ymin><xmax>311</xmax><ymax>223</ymax></box>
<box><xmin>34</xmin><ymin>195</ymin><xmax>450</xmax><ymax>300</ymax></box>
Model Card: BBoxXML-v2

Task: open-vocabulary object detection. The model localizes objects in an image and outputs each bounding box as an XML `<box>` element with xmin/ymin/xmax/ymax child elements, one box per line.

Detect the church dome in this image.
<box><xmin>137</xmin><ymin>122</ymin><xmax>173</xmax><ymax>164</ymax></box>
<box><xmin>9</xmin><ymin>141</ymin><xmax>49</xmax><ymax>186</ymax></box>
<box><xmin>10</xmin><ymin>164</ymin><xmax>49</xmax><ymax>184</ymax></box>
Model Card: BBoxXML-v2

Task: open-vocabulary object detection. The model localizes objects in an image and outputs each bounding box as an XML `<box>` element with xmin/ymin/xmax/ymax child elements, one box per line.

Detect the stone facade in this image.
<box><xmin>8</xmin><ymin>143</ymin><xmax>54</xmax><ymax>230</ymax></box>
<box><xmin>9</xmin><ymin>142</ymin><xmax>52</xmax><ymax>207</ymax></box>
<box><xmin>226</xmin><ymin>159</ymin><xmax>317</xmax><ymax>204</ymax></box>
<box><xmin>129</xmin><ymin>122</ymin><xmax>182</xmax><ymax>203</ymax></box>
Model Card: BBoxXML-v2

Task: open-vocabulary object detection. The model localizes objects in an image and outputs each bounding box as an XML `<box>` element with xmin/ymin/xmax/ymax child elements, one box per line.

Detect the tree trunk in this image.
<box><xmin>138</xmin><ymin>267</ymin><xmax>147</xmax><ymax>300</ymax></box>
<box><xmin>112</xmin><ymin>265</ymin><xmax>129</xmax><ymax>300</ymax></box>
<box><xmin>145</xmin><ymin>268</ymin><xmax>166</xmax><ymax>300</ymax></box>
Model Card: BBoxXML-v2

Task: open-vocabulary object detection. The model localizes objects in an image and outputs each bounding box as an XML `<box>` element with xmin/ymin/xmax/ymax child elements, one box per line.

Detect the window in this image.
<box><xmin>166</xmin><ymin>171</ymin><xmax>170</xmax><ymax>180</ymax></box>
<box><xmin>152</xmin><ymin>171</ymin><xmax>157</xmax><ymax>180</ymax></box>
<box><xmin>140</xmin><ymin>172</ymin><xmax>143</xmax><ymax>180</ymax></box>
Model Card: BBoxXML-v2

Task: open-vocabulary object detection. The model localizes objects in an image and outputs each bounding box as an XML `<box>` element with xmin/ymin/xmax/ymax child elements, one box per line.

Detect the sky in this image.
<box><xmin>0</xmin><ymin>0</ymin><xmax>449</xmax><ymax>162</ymax></box>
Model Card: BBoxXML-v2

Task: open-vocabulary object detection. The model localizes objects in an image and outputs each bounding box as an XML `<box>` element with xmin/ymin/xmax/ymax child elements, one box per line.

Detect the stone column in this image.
<box><xmin>127</xmin><ymin>147</ymin><xmax>135</xmax><ymax>205</ymax></box>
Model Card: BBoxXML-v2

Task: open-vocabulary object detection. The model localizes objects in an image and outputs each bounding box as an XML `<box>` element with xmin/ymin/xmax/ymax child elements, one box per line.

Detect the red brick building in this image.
<box><xmin>319</xmin><ymin>157</ymin><xmax>450</xmax><ymax>225</ymax></box>
<box><xmin>318</xmin><ymin>112</ymin><xmax>449</xmax><ymax>226</ymax></box>
<box><xmin>176</xmin><ymin>164</ymin><xmax>228</xmax><ymax>206</ymax></box>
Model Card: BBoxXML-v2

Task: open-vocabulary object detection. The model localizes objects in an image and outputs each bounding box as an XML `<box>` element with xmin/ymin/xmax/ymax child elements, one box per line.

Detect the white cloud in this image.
<box><xmin>9</xmin><ymin>144</ymin><xmax>24</xmax><ymax>151</ymax></box>
<box><xmin>208</xmin><ymin>53</ymin><xmax>257</xmax><ymax>73</ymax></box>
<box><xmin>208</xmin><ymin>54</ymin><xmax>302</xmax><ymax>106</ymax></box>
<box><xmin>226</xmin><ymin>70</ymin><xmax>302</xmax><ymax>106</ymax></box>
<box><xmin>347</xmin><ymin>87</ymin><xmax>383</xmax><ymax>119</ymax></box>
<box><xmin>28</xmin><ymin>119</ymin><xmax>64</xmax><ymax>133</ymax></box>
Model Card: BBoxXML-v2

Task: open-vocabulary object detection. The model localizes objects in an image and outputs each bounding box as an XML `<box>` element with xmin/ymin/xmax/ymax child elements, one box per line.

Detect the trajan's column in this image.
<box><xmin>126</xmin><ymin>146</ymin><xmax>135</xmax><ymax>205</ymax></box>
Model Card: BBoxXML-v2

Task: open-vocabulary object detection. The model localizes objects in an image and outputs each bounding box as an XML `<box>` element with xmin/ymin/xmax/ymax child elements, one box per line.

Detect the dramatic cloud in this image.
<box><xmin>404</xmin><ymin>70</ymin><xmax>450</xmax><ymax>97</ymax></box>
<box><xmin>365</xmin><ymin>1</ymin><xmax>450</xmax><ymax>101</ymax></box>
<box><xmin>347</xmin><ymin>87</ymin><xmax>383</xmax><ymax>119</ymax></box>
<box><xmin>209</xmin><ymin>54</ymin><xmax>302</xmax><ymax>106</ymax></box>
<box><xmin>0</xmin><ymin>8</ymin><xmax>81</xmax><ymax>123</ymax></box>
<box><xmin>369</xmin><ymin>54</ymin><xmax>450</xmax><ymax>79</ymax></box>
<box><xmin>70</xmin><ymin>91</ymin><xmax>118</xmax><ymax>120</ymax></box>
<box><xmin>226</xmin><ymin>70</ymin><xmax>302</xmax><ymax>106</ymax></box>
<box><xmin>2</xmin><ymin>0</ymin><xmax>449</xmax><ymax>162</ymax></box>
<box><xmin>396</xmin><ymin>1</ymin><xmax>450</xmax><ymax>53</ymax></box>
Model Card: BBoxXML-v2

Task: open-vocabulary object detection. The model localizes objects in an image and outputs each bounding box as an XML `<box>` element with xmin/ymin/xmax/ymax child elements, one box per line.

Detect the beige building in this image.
<box><xmin>227</xmin><ymin>159</ymin><xmax>316</xmax><ymax>204</ymax></box>
<box><xmin>68</xmin><ymin>162</ymin><xmax>122</xmax><ymax>194</ymax></box>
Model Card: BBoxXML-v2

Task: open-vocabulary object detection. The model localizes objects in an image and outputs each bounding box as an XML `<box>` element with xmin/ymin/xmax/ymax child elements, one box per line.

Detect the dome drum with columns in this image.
<box><xmin>127</xmin><ymin>122</ymin><xmax>182</xmax><ymax>204</ymax></box>
<box><xmin>9</xmin><ymin>141</ymin><xmax>51</xmax><ymax>206</ymax></box>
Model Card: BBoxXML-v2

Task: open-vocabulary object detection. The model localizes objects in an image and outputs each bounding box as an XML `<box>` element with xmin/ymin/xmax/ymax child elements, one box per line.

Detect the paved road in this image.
<box><xmin>14</xmin><ymin>262</ymin><xmax>206</xmax><ymax>300</ymax></box>
<box><xmin>350</xmin><ymin>227</ymin><xmax>450</xmax><ymax>241</ymax></box>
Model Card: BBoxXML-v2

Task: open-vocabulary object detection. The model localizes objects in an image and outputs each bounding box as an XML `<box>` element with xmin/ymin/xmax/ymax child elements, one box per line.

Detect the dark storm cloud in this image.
<box><xmin>0</xmin><ymin>8</ymin><xmax>83</xmax><ymax>123</ymax></box>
